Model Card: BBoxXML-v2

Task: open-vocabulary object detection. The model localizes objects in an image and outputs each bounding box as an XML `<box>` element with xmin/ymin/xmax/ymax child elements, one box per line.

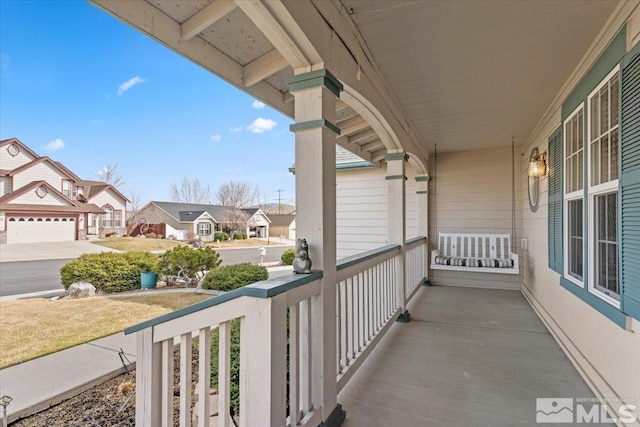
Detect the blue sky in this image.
<box><xmin>0</xmin><ymin>0</ymin><xmax>295</xmax><ymax>206</ymax></box>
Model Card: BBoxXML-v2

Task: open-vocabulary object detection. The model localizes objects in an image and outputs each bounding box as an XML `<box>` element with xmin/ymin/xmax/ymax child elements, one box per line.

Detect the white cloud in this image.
<box><xmin>252</xmin><ymin>100</ymin><xmax>265</xmax><ymax>109</ymax></box>
<box><xmin>229</xmin><ymin>126</ymin><xmax>243</xmax><ymax>132</ymax></box>
<box><xmin>247</xmin><ymin>117</ymin><xmax>277</xmax><ymax>134</ymax></box>
<box><xmin>46</xmin><ymin>138</ymin><xmax>65</xmax><ymax>151</ymax></box>
<box><xmin>210</xmin><ymin>134</ymin><xmax>222</xmax><ymax>142</ymax></box>
<box><xmin>117</xmin><ymin>76</ymin><xmax>147</xmax><ymax>95</ymax></box>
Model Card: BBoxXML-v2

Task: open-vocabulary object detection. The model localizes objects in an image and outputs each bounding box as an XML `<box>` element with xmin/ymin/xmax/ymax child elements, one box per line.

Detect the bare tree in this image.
<box><xmin>96</xmin><ymin>163</ymin><xmax>125</xmax><ymax>189</ymax></box>
<box><xmin>169</xmin><ymin>177</ymin><xmax>211</xmax><ymax>204</ymax></box>
<box><xmin>221</xmin><ymin>208</ymin><xmax>249</xmax><ymax>236</ymax></box>
<box><xmin>215</xmin><ymin>180</ymin><xmax>258</xmax><ymax>208</ymax></box>
<box><xmin>126</xmin><ymin>191</ymin><xmax>144</xmax><ymax>234</ymax></box>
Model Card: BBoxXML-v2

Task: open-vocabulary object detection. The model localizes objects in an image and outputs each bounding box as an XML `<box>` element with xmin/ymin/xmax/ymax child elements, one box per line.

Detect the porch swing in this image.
<box><xmin>429</xmin><ymin>140</ymin><xmax>520</xmax><ymax>275</ymax></box>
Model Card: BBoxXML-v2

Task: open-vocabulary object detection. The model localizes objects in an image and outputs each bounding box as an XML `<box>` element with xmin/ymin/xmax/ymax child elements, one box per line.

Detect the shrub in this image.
<box><xmin>159</xmin><ymin>246</ymin><xmax>221</xmax><ymax>287</ymax></box>
<box><xmin>232</xmin><ymin>232</ymin><xmax>247</xmax><ymax>240</ymax></box>
<box><xmin>214</xmin><ymin>232</ymin><xmax>229</xmax><ymax>241</ymax></box>
<box><xmin>281</xmin><ymin>248</ymin><xmax>296</xmax><ymax>265</ymax></box>
<box><xmin>202</xmin><ymin>263</ymin><xmax>268</xmax><ymax>291</ymax></box>
<box><xmin>210</xmin><ymin>319</ymin><xmax>240</xmax><ymax>415</ymax></box>
<box><xmin>105</xmin><ymin>232</ymin><xmax>117</xmax><ymax>238</ymax></box>
<box><xmin>60</xmin><ymin>251</ymin><xmax>159</xmax><ymax>293</ymax></box>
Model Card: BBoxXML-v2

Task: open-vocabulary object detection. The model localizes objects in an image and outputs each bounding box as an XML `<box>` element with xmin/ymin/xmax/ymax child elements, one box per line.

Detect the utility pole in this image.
<box><xmin>274</xmin><ymin>189</ymin><xmax>285</xmax><ymax>213</ymax></box>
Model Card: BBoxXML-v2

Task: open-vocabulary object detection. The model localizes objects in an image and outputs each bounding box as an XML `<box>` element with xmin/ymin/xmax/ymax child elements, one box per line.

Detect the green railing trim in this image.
<box><xmin>416</xmin><ymin>190</ymin><xmax>429</xmax><ymax>194</ymax></box>
<box><xmin>336</xmin><ymin>161</ymin><xmax>376</xmax><ymax>170</ymax></box>
<box><xmin>415</xmin><ymin>176</ymin><xmax>431</xmax><ymax>182</ymax></box>
<box><xmin>124</xmin><ymin>271</ymin><xmax>324</xmax><ymax>335</ymax></box>
<box><xmin>337</xmin><ymin>244</ymin><xmax>401</xmax><ymax>271</ymax></box>
<box><xmin>406</xmin><ymin>236</ymin><xmax>427</xmax><ymax>246</ymax></box>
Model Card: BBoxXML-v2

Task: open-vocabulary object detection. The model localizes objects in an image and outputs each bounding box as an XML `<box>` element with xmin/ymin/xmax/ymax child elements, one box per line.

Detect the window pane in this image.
<box><xmin>566</xmin><ymin>158</ymin><xmax>571</xmax><ymax>193</ymax></box>
<box><xmin>566</xmin><ymin>121</ymin><xmax>572</xmax><ymax>158</ymax></box>
<box><xmin>598</xmin><ymin>195</ymin><xmax>606</xmax><ymax>240</ymax></box>
<box><xmin>591</xmin><ymin>141</ymin><xmax>600</xmax><ymax>186</ymax></box>
<box><xmin>607</xmin><ymin>192</ymin><xmax>617</xmax><ymax>241</ymax></box>
<box><xmin>591</xmin><ymin>96</ymin><xmax>599</xmax><ymax>140</ymax></box>
<box><xmin>600</xmin><ymin>133</ymin><xmax>609</xmax><ymax>183</ymax></box>
<box><xmin>611</xmin><ymin>129</ymin><xmax>618</xmax><ymax>181</ymax></box>
<box><xmin>577</xmin><ymin>150</ymin><xmax>583</xmax><ymax>191</ymax></box>
<box><xmin>608</xmin><ymin>244</ymin><xmax>618</xmax><ymax>294</ymax></box>
<box><xmin>600</xmin><ymin>85</ymin><xmax>609</xmax><ymax>132</ymax></box>
<box><xmin>568</xmin><ymin>199</ymin><xmax>584</xmax><ymax>280</ymax></box>
<box><xmin>577</xmin><ymin>111</ymin><xmax>583</xmax><ymax>150</ymax></box>
<box><xmin>611</xmin><ymin>73</ymin><xmax>619</xmax><ymax>126</ymax></box>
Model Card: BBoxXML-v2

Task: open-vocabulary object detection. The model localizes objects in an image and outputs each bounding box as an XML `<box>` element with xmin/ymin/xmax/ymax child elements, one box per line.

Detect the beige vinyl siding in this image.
<box><xmin>0</xmin><ymin>177</ymin><xmax>9</xmax><ymax>196</ymax></box>
<box><xmin>336</xmin><ymin>164</ymin><xmax>419</xmax><ymax>259</ymax></box>
<box><xmin>13</xmin><ymin>187</ymin><xmax>71</xmax><ymax>206</ymax></box>
<box><xmin>0</xmin><ymin>147</ymin><xmax>36</xmax><ymax>170</ymax></box>
<box><xmin>429</xmin><ymin>147</ymin><xmax>522</xmax><ymax>290</ymax></box>
<box><xmin>518</xmin><ymin>8</ymin><xmax>640</xmax><ymax>414</ymax></box>
<box><xmin>88</xmin><ymin>188</ymin><xmax>127</xmax><ymax>222</ymax></box>
<box><xmin>12</xmin><ymin>162</ymin><xmax>70</xmax><ymax>193</ymax></box>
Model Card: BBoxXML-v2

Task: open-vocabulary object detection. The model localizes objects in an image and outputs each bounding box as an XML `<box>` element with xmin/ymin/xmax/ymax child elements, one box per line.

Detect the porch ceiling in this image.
<box><xmin>341</xmin><ymin>0</ymin><xmax>620</xmax><ymax>152</ymax></box>
<box><xmin>93</xmin><ymin>0</ymin><xmax>620</xmax><ymax>158</ymax></box>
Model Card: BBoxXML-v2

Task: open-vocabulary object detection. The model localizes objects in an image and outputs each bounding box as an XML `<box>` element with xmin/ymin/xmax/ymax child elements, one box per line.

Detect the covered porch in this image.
<box><xmin>340</xmin><ymin>285</ymin><xmax>598</xmax><ymax>426</ymax></box>
<box><xmin>91</xmin><ymin>0</ymin><xmax>640</xmax><ymax>426</ymax></box>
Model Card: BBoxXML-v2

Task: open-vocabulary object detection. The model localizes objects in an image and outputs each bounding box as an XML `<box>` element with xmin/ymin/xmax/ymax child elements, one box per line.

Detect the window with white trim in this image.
<box><xmin>102</xmin><ymin>205</ymin><xmax>113</xmax><ymax>227</ymax></box>
<box><xmin>62</xmin><ymin>180</ymin><xmax>71</xmax><ymax>198</ymax></box>
<box><xmin>114</xmin><ymin>211</ymin><xmax>122</xmax><ymax>228</ymax></box>
<box><xmin>588</xmin><ymin>66</ymin><xmax>620</xmax><ymax>303</ymax></box>
<box><xmin>197</xmin><ymin>222</ymin><xmax>211</xmax><ymax>236</ymax></box>
<box><xmin>564</xmin><ymin>106</ymin><xmax>584</xmax><ymax>284</ymax></box>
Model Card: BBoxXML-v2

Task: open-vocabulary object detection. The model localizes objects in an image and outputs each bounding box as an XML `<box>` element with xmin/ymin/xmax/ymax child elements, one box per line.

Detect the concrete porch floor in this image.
<box><xmin>339</xmin><ymin>285</ymin><xmax>611</xmax><ymax>426</ymax></box>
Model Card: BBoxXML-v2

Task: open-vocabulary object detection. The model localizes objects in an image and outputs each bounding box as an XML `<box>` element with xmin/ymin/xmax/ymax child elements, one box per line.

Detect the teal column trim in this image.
<box><xmin>385</xmin><ymin>175</ymin><xmax>406</xmax><ymax>181</ymax></box>
<box><xmin>415</xmin><ymin>176</ymin><xmax>431</xmax><ymax>182</ymax></box>
<box><xmin>416</xmin><ymin>190</ymin><xmax>429</xmax><ymax>194</ymax></box>
<box><xmin>290</xmin><ymin>119</ymin><xmax>340</xmax><ymax>135</ymax></box>
<box><xmin>286</xmin><ymin>69</ymin><xmax>343</xmax><ymax>97</ymax></box>
<box><xmin>318</xmin><ymin>404</ymin><xmax>346</xmax><ymax>427</ymax></box>
<box><xmin>384</xmin><ymin>152</ymin><xmax>408</xmax><ymax>162</ymax></box>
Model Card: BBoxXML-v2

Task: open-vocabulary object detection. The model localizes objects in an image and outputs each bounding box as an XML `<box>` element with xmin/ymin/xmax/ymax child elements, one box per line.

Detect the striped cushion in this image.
<box><xmin>434</xmin><ymin>256</ymin><xmax>513</xmax><ymax>268</ymax></box>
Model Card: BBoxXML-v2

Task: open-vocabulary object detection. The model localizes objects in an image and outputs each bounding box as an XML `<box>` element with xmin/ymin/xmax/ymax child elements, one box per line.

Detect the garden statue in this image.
<box><xmin>293</xmin><ymin>238</ymin><xmax>312</xmax><ymax>274</ymax></box>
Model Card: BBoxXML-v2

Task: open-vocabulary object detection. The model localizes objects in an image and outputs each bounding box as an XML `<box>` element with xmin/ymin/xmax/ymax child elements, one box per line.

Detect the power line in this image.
<box><xmin>274</xmin><ymin>189</ymin><xmax>285</xmax><ymax>213</ymax></box>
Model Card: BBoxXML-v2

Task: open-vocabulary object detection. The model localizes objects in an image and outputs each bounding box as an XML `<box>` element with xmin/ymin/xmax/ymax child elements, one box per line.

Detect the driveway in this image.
<box><xmin>0</xmin><ymin>241</ymin><xmax>117</xmax><ymax>263</ymax></box>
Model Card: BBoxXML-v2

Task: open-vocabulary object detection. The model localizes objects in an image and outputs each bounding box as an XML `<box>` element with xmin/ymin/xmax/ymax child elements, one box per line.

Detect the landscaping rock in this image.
<box><xmin>67</xmin><ymin>281</ymin><xmax>96</xmax><ymax>297</ymax></box>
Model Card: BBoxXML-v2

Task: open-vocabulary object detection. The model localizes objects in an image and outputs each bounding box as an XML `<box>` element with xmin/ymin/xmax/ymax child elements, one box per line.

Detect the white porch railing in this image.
<box><xmin>126</xmin><ymin>237</ymin><xmax>427</xmax><ymax>426</ymax></box>
<box><xmin>405</xmin><ymin>236</ymin><xmax>427</xmax><ymax>299</ymax></box>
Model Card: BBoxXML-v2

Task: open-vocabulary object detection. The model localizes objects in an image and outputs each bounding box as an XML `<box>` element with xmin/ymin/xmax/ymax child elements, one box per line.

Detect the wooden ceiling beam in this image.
<box><xmin>181</xmin><ymin>0</ymin><xmax>237</xmax><ymax>41</ymax></box>
<box><xmin>244</xmin><ymin>49</ymin><xmax>289</xmax><ymax>87</ymax></box>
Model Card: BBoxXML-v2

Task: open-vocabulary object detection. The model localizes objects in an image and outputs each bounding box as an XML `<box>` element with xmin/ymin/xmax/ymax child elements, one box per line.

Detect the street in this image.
<box><xmin>0</xmin><ymin>245</ymin><xmax>293</xmax><ymax>297</ymax></box>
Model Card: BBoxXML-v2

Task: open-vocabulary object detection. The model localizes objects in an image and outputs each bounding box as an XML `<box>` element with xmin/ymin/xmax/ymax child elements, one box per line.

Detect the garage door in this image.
<box><xmin>6</xmin><ymin>216</ymin><xmax>76</xmax><ymax>244</ymax></box>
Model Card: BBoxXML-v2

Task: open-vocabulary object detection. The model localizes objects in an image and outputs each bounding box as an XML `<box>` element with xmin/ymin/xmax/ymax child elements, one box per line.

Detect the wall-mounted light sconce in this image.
<box><xmin>528</xmin><ymin>147</ymin><xmax>547</xmax><ymax>177</ymax></box>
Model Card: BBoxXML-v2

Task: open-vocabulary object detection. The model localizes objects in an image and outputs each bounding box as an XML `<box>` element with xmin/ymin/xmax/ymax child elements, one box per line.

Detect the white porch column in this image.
<box><xmin>386</xmin><ymin>152</ymin><xmax>410</xmax><ymax>322</ymax></box>
<box><xmin>287</xmin><ymin>69</ymin><xmax>345</xmax><ymax>426</ymax></box>
<box><xmin>416</xmin><ymin>174</ymin><xmax>431</xmax><ymax>285</ymax></box>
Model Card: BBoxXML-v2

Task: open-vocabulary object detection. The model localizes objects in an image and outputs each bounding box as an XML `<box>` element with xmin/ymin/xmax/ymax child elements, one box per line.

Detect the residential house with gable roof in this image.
<box><xmin>0</xmin><ymin>138</ymin><xmax>128</xmax><ymax>243</ymax></box>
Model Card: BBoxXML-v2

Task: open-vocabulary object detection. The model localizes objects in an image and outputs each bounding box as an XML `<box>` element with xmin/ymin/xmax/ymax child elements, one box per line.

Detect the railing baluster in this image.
<box><xmin>336</xmin><ymin>282</ymin><xmax>342</xmax><ymax>374</ymax></box>
<box><xmin>300</xmin><ymin>298</ymin><xmax>311</xmax><ymax>414</ymax></box>
<box><xmin>197</xmin><ymin>327</ymin><xmax>211</xmax><ymax>427</ymax></box>
<box><xmin>347</xmin><ymin>277</ymin><xmax>354</xmax><ymax>362</ymax></box>
<box><xmin>340</xmin><ymin>280</ymin><xmax>347</xmax><ymax>370</ymax></box>
<box><xmin>161</xmin><ymin>339</ymin><xmax>173</xmax><ymax>427</ymax></box>
<box><xmin>179</xmin><ymin>333</ymin><xmax>192</xmax><ymax>427</ymax></box>
<box><xmin>289</xmin><ymin>305</ymin><xmax>300</xmax><ymax>426</ymax></box>
<box><xmin>218</xmin><ymin>322</ymin><xmax>231</xmax><ymax>427</ymax></box>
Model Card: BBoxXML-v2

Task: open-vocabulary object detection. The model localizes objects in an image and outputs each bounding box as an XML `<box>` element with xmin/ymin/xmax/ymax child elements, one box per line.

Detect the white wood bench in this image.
<box><xmin>430</xmin><ymin>232</ymin><xmax>519</xmax><ymax>274</ymax></box>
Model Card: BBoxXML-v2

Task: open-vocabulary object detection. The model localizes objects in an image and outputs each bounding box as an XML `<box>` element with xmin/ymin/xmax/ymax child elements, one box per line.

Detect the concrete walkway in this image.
<box><xmin>0</xmin><ymin>332</ymin><xmax>137</xmax><ymax>424</ymax></box>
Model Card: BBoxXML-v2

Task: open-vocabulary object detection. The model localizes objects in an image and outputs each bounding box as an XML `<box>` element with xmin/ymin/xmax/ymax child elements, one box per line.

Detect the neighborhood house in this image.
<box><xmin>0</xmin><ymin>138</ymin><xmax>128</xmax><ymax>244</ymax></box>
<box><xmin>132</xmin><ymin>201</ymin><xmax>270</xmax><ymax>241</ymax></box>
